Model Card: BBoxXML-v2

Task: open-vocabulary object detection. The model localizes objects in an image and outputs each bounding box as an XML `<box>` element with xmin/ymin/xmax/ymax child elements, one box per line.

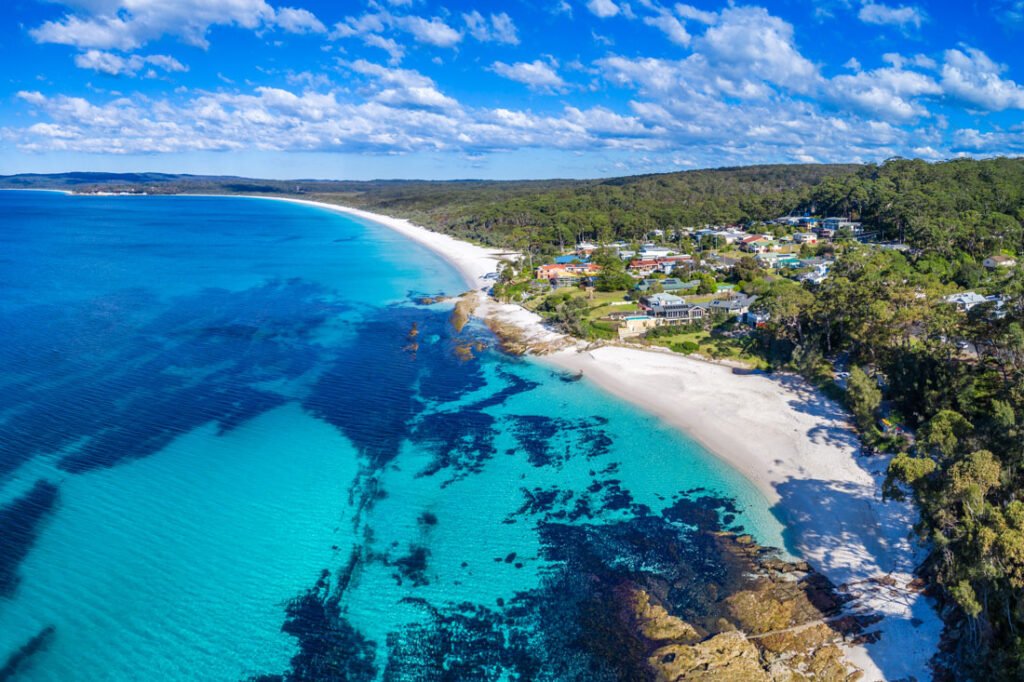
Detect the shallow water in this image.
<box><xmin>0</xmin><ymin>192</ymin><xmax>785</xmax><ymax>680</ymax></box>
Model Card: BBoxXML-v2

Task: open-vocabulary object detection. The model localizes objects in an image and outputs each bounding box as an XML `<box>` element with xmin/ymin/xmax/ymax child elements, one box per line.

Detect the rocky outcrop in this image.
<box><xmin>612</xmin><ymin>533</ymin><xmax>866</xmax><ymax>682</ymax></box>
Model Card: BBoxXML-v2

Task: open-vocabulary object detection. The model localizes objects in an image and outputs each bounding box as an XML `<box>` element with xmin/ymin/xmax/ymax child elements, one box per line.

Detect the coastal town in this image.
<box><xmin>499</xmin><ymin>213</ymin><xmax>1015</xmax><ymax>368</ymax></box>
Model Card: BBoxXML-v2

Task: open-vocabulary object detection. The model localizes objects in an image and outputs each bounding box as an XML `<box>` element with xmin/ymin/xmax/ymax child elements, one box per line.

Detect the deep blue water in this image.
<box><xmin>0</xmin><ymin>191</ymin><xmax>784</xmax><ymax>680</ymax></box>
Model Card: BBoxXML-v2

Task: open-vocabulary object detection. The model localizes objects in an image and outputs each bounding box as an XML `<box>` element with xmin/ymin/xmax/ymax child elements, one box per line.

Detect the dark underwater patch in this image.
<box><xmin>248</xmin><ymin>569</ymin><xmax>377</xmax><ymax>682</ymax></box>
<box><xmin>505</xmin><ymin>415</ymin><xmax>614</xmax><ymax>468</ymax></box>
<box><xmin>0</xmin><ymin>280</ymin><xmax>336</xmax><ymax>476</ymax></box>
<box><xmin>257</xmin><ymin>491</ymin><xmax>778</xmax><ymax>681</ymax></box>
<box><xmin>0</xmin><ymin>480</ymin><xmax>59</xmax><ymax>597</ymax></box>
<box><xmin>0</xmin><ymin>625</ymin><xmax>56</xmax><ymax>682</ymax></box>
<box><xmin>302</xmin><ymin>305</ymin><xmax>488</xmax><ymax>473</ymax></box>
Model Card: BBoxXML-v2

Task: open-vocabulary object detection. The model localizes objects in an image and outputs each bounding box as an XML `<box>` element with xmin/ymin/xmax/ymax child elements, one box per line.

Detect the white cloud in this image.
<box><xmin>696</xmin><ymin>6</ymin><xmax>819</xmax><ymax>93</ymax></box>
<box><xmin>73</xmin><ymin>49</ymin><xmax>188</xmax><ymax>77</ymax></box>
<box><xmin>331</xmin><ymin>10</ymin><xmax>462</xmax><ymax>50</ymax></box>
<box><xmin>363</xmin><ymin>34</ymin><xmax>405</xmax><ymax>64</ymax></box>
<box><xmin>674</xmin><ymin>3</ymin><xmax>717</xmax><ymax>24</ymax></box>
<box><xmin>828</xmin><ymin>65</ymin><xmax>941</xmax><ymax>121</ymax></box>
<box><xmin>28</xmin><ymin>0</ymin><xmax>325</xmax><ymax>51</ymax></box>
<box><xmin>274</xmin><ymin>7</ymin><xmax>326</xmax><ymax>34</ymax></box>
<box><xmin>587</xmin><ymin>0</ymin><xmax>620</xmax><ymax>19</ymax></box>
<box><xmin>491</xmin><ymin>60</ymin><xmax>568</xmax><ymax>92</ymax></box>
<box><xmin>941</xmin><ymin>47</ymin><xmax>1024</xmax><ymax>110</ymax></box>
<box><xmin>643</xmin><ymin>11</ymin><xmax>690</xmax><ymax>47</ymax></box>
<box><xmin>463</xmin><ymin>11</ymin><xmax>519</xmax><ymax>45</ymax></box>
<box><xmin>883</xmin><ymin>52</ymin><xmax>937</xmax><ymax>70</ymax></box>
<box><xmin>346</xmin><ymin>60</ymin><xmax>460</xmax><ymax>110</ymax></box>
<box><xmin>858</xmin><ymin>2</ymin><xmax>925</xmax><ymax>29</ymax></box>
<box><xmin>395</xmin><ymin>15</ymin><xmax>462</xmax><ymax>47</ymax></box>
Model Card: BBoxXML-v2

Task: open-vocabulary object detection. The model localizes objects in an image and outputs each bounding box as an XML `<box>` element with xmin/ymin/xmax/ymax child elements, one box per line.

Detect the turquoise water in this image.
<box><xmin>0</xmin><ymin>192</ymin><xmax>784</xmax><ymax>680</ymax></box>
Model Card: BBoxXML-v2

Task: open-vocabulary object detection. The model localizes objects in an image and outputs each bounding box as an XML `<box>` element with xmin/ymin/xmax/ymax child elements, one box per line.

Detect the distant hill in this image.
<box><xmin>0</xmin><ymin>164</ymin><xmax>864</xmax><ymax>248</ymax></box>
<box><xmin>5</xmin><ymin>158</ymin><xmax>1023</xmax><ymax>254</ymax></box>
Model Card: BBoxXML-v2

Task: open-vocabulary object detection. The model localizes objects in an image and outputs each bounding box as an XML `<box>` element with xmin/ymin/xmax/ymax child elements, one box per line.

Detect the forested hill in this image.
<box><xmin>4</xmin><ymin>158</ymin><xmax>1024</xmax><ymax>257</ymax></box>
<box><xmin>0</xmin><ymin>163</ymin><xmax>860</xmax><ymax>245</ymax></box>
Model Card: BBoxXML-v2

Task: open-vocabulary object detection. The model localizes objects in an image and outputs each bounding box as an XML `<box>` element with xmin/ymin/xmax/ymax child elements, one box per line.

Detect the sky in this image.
<box><xmin>2</xmin><ymin>0</ymin><xmax>1024</xmax><ymax>180</ymax></box>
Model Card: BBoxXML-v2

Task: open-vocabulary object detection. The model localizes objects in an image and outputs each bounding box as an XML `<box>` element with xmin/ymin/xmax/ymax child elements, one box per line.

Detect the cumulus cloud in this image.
<box><xmin>74</xmin><ymin>50</ymin><xmax>188</xmax><ymax>76</ymax></box>
<box><xmin>643</xmin><ymin>11</ymin><xmax>690</xmax><ymax>47</ymax></box>
<box><xmin>858</xmin><ymin>2</ymin><xmax>925</xmax><ymax>29</ymax></box>
<box><xmin>674</xmin><ymin>4</ymin><xmax>717</xmax><ymax>24</ymax></box>
<box><xmin>398</xmin><ymin>15</ymin><xmax>462</xmax><ymax>47</ymax></box>
<box><xmin>346</xmin><ymin>60</ymin><xmax>460</xmax><ymax>110</ymax></box>
<box><xmin>463</xmin><ymin>11</ymin><xmax>519</xmax><ymax>44</ymax></box>
<box><xmin>331</xmin><ymin>9</ymin><xmax>462</xmax><ymax>52</ymax></box>
<box><xmin>941</xmin><ymin>47</ymin><xmax>1024</xmax><ymax>110</ymax></box>
<box><xmin>29</xmin><ymin>0</ymin><xmax>322</xmax><ymax>51</ymax></box>
<box><xmin>491</xmin><ymin>60</ymin><xmax>567</xmax><ymax>92</ymax></box>
<box><xmin>587</xmin><ymin>0</ymin><xmax>620</xmax><ymax>19</ymax></box>
<box><xmin>274</xmin><ymin>7</ymin><xmax>326</xmax><ymax>34</ymax></box>
<box><xmin>694</xmin><ymin>6</ymin><xmax>819</xmax><ymax>93</ymax></box>
<box><xmin>828</xmin><ymin>65</ymin><xmax>941</xmax><ymax>121</ymax></box>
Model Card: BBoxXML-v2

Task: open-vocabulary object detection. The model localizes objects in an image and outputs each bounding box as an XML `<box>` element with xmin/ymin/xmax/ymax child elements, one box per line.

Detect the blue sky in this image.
<box><xmin>2</xmin><ymin>0</ymin><xmax>1024</xmax><ymax>179</ymax></box>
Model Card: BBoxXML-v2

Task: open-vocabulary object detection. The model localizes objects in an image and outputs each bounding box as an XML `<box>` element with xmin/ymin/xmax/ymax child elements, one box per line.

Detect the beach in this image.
<box><xmin>253</xmin><ymin>195</ymin><xmax>941</xmax><ymax>681</ymax></box>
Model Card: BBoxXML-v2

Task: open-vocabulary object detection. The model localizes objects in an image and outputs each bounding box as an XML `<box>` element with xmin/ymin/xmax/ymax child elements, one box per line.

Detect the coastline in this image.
<box><xmin>216</xmin><ymin>195</ymin><xmax>939</xmax><ymax>679</ymax></box>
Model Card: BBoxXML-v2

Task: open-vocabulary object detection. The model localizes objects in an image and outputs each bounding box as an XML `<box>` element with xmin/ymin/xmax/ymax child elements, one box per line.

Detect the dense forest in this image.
<box><xmin>5</xmin><ymin>157</ymin><xmax>1024</xmax><ymax>676</ymax></box>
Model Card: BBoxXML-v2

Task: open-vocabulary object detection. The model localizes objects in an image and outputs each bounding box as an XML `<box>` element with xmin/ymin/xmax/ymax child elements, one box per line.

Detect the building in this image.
<box><xmin>536</xmin><ymin>262</ymin><xmax>601</xmax><ymax>281</ymax></box>
<box><xmin>639</xmin><ymin>293</ymin><xmax>706</xmax><ymax>323</ymax></box>
<box><xmin>740</xmin><ymin>235</ymin><xmax>774</xmax><ymax>253</ymax></box>
<box><xmin>703</xmin><ymin>293</ymin><xmax>758</xmax><ymax>316</ymax></box>
<box><xmin>554</xmin><ymin>254</ymin><xmax>589</xmax><ymax>265</ymax></box>
<box><xmin>793</xmin><ymin>232</ymin><xmax>818</xmax><ymax>245</ymax></box>
<box><xmin>628</xmin><ymin>259</ymin><xmax>661</xmax><ymax>276</ymax></box>
<box><xmin>756</xmin><ymin>252</ymin><xmax>801</xmax><ymax>269</ymax></box>
<box><xmin>983</xmin><ymin>255</ymin><xmax>1018</xmax><ymax>269</ymax></box>
<box><xmin>822</xmin><ymin>217</ymin><xmax>862</xmax><ymax>233</ymax></box>
<box><xmin>943</xmin><ymin>292</ymin><xmax>988</xmax><ymax>311</ymax></box>
<box><xmin>639</xmin><ymin>244</ymin><xmax>676</xmax><ymax>259</ymax></box>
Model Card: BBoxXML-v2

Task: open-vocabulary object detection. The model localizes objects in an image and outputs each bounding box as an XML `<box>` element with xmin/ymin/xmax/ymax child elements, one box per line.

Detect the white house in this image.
<box><xmin>983</xmin><ymin>255</ymin><xmax>1017</xmax><ymax>269</ymax></box>
<box><xmin>944</xmin><ymin>292</ymin><xmax>988</xmax><ymax>311</ymax></box>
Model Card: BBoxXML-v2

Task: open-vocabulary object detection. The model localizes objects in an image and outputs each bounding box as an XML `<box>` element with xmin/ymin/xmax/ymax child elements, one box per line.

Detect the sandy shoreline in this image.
<box><xmin>239</xmin><ymin>195</ymin><xmax>940</xmax><ymax>679</ymax></box>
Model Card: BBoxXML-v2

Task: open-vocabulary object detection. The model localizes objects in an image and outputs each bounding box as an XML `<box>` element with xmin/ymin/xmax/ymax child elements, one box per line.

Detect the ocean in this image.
<box><xmin>0</xmin><ymin>191</ymin><xmax>785</xmax><ymax>680</ymax></box>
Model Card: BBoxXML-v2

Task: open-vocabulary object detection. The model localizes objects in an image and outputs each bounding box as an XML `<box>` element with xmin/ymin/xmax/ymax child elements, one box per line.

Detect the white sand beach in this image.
<box><xmin>257</xmin><ymin>195</ymin><xmax>942</xmax><ymax>681</ymax></box>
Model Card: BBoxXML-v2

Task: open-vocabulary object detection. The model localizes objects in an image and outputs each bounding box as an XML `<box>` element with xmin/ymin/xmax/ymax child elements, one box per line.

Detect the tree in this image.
<box><xmin>696</xmin><ymin>273</ymin><xmax>717</xmax><ymax>295</ymax></box>
<box><xmin>846</xmin><ymin>366</ymin><xmax>881</xmax><ymax>433</ymax></box>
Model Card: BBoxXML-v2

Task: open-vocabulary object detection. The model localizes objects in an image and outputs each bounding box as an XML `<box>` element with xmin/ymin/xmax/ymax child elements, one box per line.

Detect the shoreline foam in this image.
<box><xmin>220</xmin><ymin>194</ymin><xmax>941</xmax><ymax>680</ymax></box>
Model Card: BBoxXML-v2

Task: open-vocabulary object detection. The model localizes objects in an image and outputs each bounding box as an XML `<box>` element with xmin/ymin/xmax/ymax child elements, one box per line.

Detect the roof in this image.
<box><xmin>644</xmin><ymin>292</ymin><xmax>685</xmax><ymax>305</ymax></box>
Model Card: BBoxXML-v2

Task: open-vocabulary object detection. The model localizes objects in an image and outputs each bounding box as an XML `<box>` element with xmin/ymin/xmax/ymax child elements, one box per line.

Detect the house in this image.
<box><xmin>639</xmin><ymin>293</ymin><xmax>706</xmax><ymax>323</ymax></box>
<box><xmin>536</xmin><ymin>262</ymin><xmax>601</xmax><ymax>281</ymax></box>
<box><xmin>743</xmin><ymin>310</ymin><xmax>770</xmax><ymax>327</ymax></box>
<box><xmin>703</xmin><ymin>293</ymin><xmax>758</xmax><ymax>316</ymax></box>
<box><xmin>639</xmin><ymin>244</ymin><xmax>676</xmax><ymax>259</ymax></box>
<box><xmin>793</xmin><ymin>232</ymin><xmax>818</xmax><ymax>245</ymax></box>
<box><xmin>983</xmin><ymin>255</ymin><xmax>1017</xmax><ymax>269</ymax></box>
<box><xmin>756</xmin><ymin>252</ymin><xmax>800</xmax><ymax>269</ymax></box>
<box><xmin>822</xmin><ymin>217</ymin><xmax>862</xmax><ymax>233</ymax></box>
<box><xmin>707</xmin><ymin>255</ymin><xmax>740</xmax><ymax>272</ymax></box>
<box><xmin>740</xmin><ymin>235</ymin><xmax>774</xmax><ymax>253</ymax></box>
<box><xmin>656</xmin><ymin>254</ymin><xmax>693</xmax><ymax>274</ymax></box>
<box><xmin>801</xmin><ymin>262</ymin><xmax>830</xmax><ymax>284</ymax></box>
<box><xmin>575</xmin><ymin>241</ymin><xmax>599</xmax><ymax>256</ymax></box>
<box><xmin>943</xmin><ymin>291</ymin><xmax>987</xmax><ymax>311</ymax></box>
<box><xmin>628</xmin><ymin>259</ymin><xmax>661</xmax><ymax>276</ymax></box>
<box><xmin>554</xmin><ymin>254</ymin><xmax>589</xmax><ymax>265</ymax></box>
